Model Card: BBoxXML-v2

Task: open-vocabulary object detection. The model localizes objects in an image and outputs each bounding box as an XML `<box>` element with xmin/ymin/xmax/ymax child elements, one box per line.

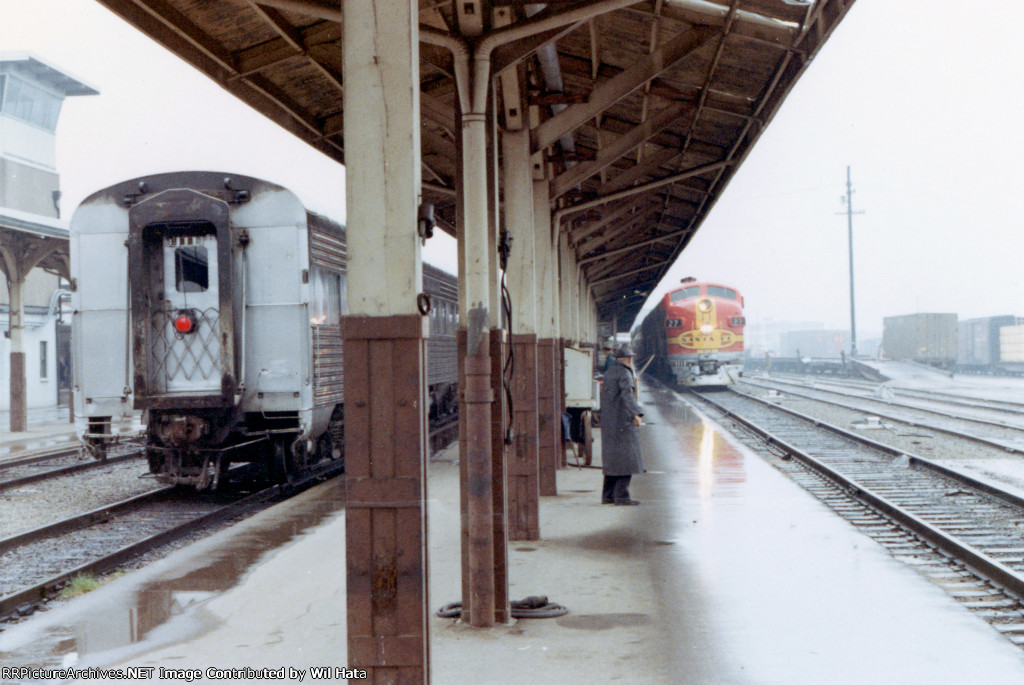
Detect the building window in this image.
<box><xmin>40</xmin><ymin>340</ymin><xmax>48</xmax><ymax>379</ymax></box>
<box><xmin>0</xmin><ymin>75</ymin><xmax>62</xmax><ymax>131</ymax></box>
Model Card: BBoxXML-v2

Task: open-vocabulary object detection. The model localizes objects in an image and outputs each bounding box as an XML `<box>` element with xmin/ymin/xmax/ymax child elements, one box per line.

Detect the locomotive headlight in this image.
<box><xmin>700</xmin><ymin>324</ymin><xmax>714</xmax><ymax>334</ymax></box>
<box><xmin>174</xmin><ymin>311</ymin><xmax>198</xmax><ymax>334</ymax></box>
<box><xmin>697</xmin><ymin>299</ymin><xmax>712</xmax><ymax>312</ymax></box>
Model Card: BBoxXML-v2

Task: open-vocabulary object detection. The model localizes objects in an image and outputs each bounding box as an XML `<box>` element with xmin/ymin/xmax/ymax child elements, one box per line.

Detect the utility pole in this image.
<box><xmin>840</xmin><ymin>166</ymin><xmax>865</xmax><ymax>358</ymax></box>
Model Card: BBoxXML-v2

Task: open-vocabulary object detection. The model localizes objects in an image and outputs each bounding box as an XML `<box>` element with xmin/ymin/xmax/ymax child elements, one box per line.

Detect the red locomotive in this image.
<box><xmin>634</xmin><ymin>278</ymin><xmax>745</xmax><ymax>387</ymax></box>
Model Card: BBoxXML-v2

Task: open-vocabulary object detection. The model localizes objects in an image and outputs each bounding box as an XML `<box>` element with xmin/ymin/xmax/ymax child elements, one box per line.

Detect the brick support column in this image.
<box><xmin>509</xmin><ymin>333</ymin><xmax>539</xmax><ymax>539</ymax></box>
<box><xmin>342</xmin><ymin>0</ymin><xmax>427</xmax><ymax>677</ymax></box>
<box><xmin>10</xmin><ymin>352</ymin><xmax>26</xmax><ymax>432</ymax></box>
<box><xmin>343</xmin><ymin>315</ymin><xmax>430</xmax><ymax>682</ymax></box>
<box><xmin>537</xmin><ymin>337</ymin><xmax>557</xmax><ymax>495</ymax></box>
<box><xmin>557</xmin><ymin>339</ymin><xmax>567</xmax><ymax>468</ymax></box>
<box><xmin>457</xmin><ymin>330</ymin><xmax>507</xmax><ymax>623</ymax></box>
<box><xmin>490</xmin><ymin>328</ymin><xmax>510</xmax><ymax>623</ymax></box>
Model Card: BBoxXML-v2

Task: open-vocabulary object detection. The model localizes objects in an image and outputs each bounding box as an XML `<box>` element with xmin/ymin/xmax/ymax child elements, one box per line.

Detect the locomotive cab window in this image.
<box><xmin>175</xmin><ymin>246</ymin><xmax>209</xmax><ymax>292</ymax></box>
<box><xmin>670</xmin><ymin>286</ymin><xmax>701</xmax><ymax>302</ymax></box>
<box><xmin>706</xmin><ymin>286</ymin><xmax>737</xmax><ymax>300</ymax></box>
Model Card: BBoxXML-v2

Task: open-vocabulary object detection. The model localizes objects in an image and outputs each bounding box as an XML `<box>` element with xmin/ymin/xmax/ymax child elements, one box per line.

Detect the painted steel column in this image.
<box><xmin>341</xmin><ymin>2</ymin><xmax>429</xmax><ymax>681</ymax></box>
<box><xmin>534</xmin><ymin>179</ymin><xmax>558</xmax><ymax>496</ymax></box>
<box><xmin>503</xmin><ymin>126</ymin><xmax>540</xmax><ymax>540</ymax></box>
<box><xmin>460</xmin><ymin>94</ymin><xmax>497</xmax><ymax>630</ymax></box>
<box><xmin>486</xmin><ymin>94</ymin><xmax>510</xmax><ymax>625</ymax></box>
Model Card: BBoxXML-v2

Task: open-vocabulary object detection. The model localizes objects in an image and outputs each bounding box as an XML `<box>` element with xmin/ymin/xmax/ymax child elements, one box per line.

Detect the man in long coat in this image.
<box><xmin>600</xmin><ymin>343</ymin><xmax>644</xmax><ymax>505</ymax></box>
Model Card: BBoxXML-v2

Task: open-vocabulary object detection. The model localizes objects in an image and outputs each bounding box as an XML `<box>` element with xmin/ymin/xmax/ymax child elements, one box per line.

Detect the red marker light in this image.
<box><xmin>174</xmin><ymin>313</ymin><xmax>195</xmax><ymax>334</ymax></box>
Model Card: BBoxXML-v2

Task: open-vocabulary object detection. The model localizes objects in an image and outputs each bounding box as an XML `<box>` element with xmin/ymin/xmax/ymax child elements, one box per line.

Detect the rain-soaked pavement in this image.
<box><xmin>0</xmin><ymin>479</ymin><xmax>346</xmax><ymax>676</ymax></box>
<box><xmin>4</xmin><ymin>379</ymin><xmax>1024</xmax><ymax>683</ymax></box>
<box><xmin>632</xmin><ymin>381</ymin><xmax>1024</xmax><ymax>683</ymax></box>
<box><xmin>0</xmin><ymin>406</ymin><xmax>78</xmax><ymax>458</ymax></box>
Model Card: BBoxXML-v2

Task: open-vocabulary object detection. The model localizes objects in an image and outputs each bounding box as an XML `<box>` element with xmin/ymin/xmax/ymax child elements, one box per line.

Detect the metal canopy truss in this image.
<box><xmin>0</xmin><ymin>211</ymin><xmax>70</xmax><ymax>282</ymax></box>
<box><xmin>90</xmin><ymin>0</ymin><xmax>854</xmax><ymax>329</ymax></box>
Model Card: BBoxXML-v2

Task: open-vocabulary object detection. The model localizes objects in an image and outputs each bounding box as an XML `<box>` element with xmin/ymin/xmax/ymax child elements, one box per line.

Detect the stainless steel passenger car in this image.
<box><xmin>71</xmin><ymin>171</ymin><xmax>456</xmax><ymax>488</ymax></box>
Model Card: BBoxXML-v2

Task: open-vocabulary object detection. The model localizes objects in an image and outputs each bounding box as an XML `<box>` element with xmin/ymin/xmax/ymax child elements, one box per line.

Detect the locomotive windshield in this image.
<box><xmin>706</xmin><ymin>286</ymin><xmax>737</xmax><ymax>300</ymax></box>
<box><xmin>174</xmin><ymin>246</ymin><xmax>209</xmax><ymax>292</ymax></box>
<box><xmin>669</xmin><ymin>286</ymin><xmax>702</xmax><ymax>302</ymax></box>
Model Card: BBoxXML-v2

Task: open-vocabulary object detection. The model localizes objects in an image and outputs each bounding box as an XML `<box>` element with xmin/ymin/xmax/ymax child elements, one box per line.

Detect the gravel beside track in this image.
<box><xmin>734</xmin><ymin>380</ymin><xmax>1024</xmax><ymax>483</ymax></box>
<box><xmin>0</xmin><ymin>494</ymin><xmax>224</xmax><ymax>598</ymax></box>
<box><xmin>0</xmin><ymin>460</ymin><xmax>160</xmax><ymax>540</ymax></box>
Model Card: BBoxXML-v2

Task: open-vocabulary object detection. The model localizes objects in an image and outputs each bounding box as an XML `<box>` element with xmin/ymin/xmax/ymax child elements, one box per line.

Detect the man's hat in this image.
<box><xmin>616</xmin><ymin>343</ymin><xmax>635</xmax><ymax>358</ymax></box>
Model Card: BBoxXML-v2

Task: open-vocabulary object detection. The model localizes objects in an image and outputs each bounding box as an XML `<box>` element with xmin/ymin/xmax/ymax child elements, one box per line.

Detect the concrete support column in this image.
<box><xmin>534</xmin><ymin>180</ymin><xmax>558</xmax><ymax>495</ymax></box>
<box><xmin>503</xmin><ymin>126</ymin><xmax>540</xmax><ymax>539</ymax></box>
<box><xmin>559</xmin><ymin>232</ymin><xmax>578</xmax><ymax>345</ymax></box>
<box><xmin>341</xmin><ymin>1</ymin><xmax>429</xmax><ymax>681</ymax></box>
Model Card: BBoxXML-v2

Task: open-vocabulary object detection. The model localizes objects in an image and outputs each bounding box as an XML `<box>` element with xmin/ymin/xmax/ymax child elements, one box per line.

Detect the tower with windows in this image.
<box><xmin>0</xmin><ymin>53</ymin><xmax>98</xmax><ymax>423</ymax></box>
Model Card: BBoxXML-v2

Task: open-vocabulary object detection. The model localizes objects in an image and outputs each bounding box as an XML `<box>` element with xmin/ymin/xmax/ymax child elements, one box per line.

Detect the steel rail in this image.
<box><xmin>0</xmin><ymin>457</ymin><xmax>344</xmax><ymax>621</ymax></box>
<box><xmin>757</xmin><ymin>373</ymin><xmax>1024</xmax><ymax>417</ymax></box>
<box><xmin>689</xmin><ymin>388</ymin><xmax>1024</xmax><ymax>600</ymax></box>
<box><xmin>722</xmin><ymin>387</ymin><xmax>1024</xmax><ymax>512</ymax></box>
<box><xmin>766</xmin><ymin>371</ymin><xmax>1024</xmax><ymax>414</ymax></box>
<box><xmin>0</xmin><ymin>452</ymin><xmax>143</xmax><ymax>493</ymax></box>
<box><xmin>740</xmin><ymin>377</ymin><xmax>1024</xmax><ymax>455</ymax></box>
<box><xmin>0</xmin><ymin>486</ymin><xmax>174</xmax><ymax>556</ymax></box>
<box><xmin>0</xmin><ymin>446</ymin><xmax>79</xmax><ymax>471</ymax></box>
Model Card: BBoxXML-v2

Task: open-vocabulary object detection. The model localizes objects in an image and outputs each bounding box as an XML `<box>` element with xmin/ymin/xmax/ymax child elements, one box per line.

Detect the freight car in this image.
<box><xmin>634</xmin><ymin>278</ymin><xmax>745</xmax><ymax>387</ymax></box>
<box><xmin>881</xmin><ymin>313</ymin><xmax>957</xmax><ymax>369</ymax></box>
<box><xmin>71</xmin><ymin>171</ymin><xmax>458</xmax><ymax>489</ymax></box>
<box><xmin>957</xmin><ymin>316</ymin><xmax>1018</xmax><ymax>373</ymax></box>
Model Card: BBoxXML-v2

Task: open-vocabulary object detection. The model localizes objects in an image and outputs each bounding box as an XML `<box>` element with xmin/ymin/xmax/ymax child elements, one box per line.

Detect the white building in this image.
<box><xmin>0</xmin><ymin>53</ymin><xmax>97</xmax><ymax>414</ymax></box>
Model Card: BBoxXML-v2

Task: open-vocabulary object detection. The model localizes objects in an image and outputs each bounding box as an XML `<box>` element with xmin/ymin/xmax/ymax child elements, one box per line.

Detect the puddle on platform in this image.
<box><xmin>0</xmin><ymin>479</ymin><xmax>346</xmax><ymax>671</ymax></box>
<box><xmin>556</xmin><ymin>612</ymin><xmax>651</xmax><ymax>631</ymax></box>
<box><xmin>0</xmin><ymin>437</ymin><xmax>75</xmax><ymax>457</ymax></box>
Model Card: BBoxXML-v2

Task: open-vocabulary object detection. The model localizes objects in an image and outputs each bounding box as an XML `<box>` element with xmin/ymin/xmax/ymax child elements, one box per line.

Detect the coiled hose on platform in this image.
<box><xmin>436</xmin><ymin>595</ymin><xmax>568</xmax><ymax>619</ymax></box>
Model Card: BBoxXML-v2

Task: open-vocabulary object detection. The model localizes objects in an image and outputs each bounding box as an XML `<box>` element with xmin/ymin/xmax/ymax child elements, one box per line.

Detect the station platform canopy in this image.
<box><xmin>90</xmin><ymin>0</ymin><xmax>853</xmax><ymax>329</ymax></box>
<box><xmin>0</xmin><ymin>208</ymin><xmax>70</xmax><ymax>282</ymax></box>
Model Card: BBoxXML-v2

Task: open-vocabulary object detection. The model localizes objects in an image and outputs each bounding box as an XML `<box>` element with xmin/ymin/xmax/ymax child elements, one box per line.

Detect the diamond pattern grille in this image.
<box><xmin>150</xmin><ymin>307</ymin><xmax>221</xmax><ymax>390</ymax></box>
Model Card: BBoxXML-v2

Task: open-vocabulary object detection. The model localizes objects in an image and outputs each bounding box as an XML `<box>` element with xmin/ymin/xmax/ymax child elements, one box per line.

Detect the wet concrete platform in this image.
<box><xmin>5</xmin><ymin>382</ymin><xmax>1024</xmax><ymax>682</ymax></box>
<box><xmin>0</xmin><ymin>406</ymin><xmax>77</xmax><ymax>459</ymax></box>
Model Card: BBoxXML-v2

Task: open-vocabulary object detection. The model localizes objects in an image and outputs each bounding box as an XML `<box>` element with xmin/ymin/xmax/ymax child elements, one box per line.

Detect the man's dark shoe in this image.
<box><xmin>601</xmin><ymin>499</ymin><xmax>614</xmax><ymax>504</ymax></box>
<box><xmin>614</xmin><ymin>499</ymin><xmax>640</xmax><ymax>506</ymax></box>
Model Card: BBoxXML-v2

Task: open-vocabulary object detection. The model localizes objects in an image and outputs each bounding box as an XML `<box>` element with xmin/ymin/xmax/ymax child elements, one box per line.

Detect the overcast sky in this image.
<box><xmin>3</xmin><ymin>0</ymin><xmax>1023</xmax><ymax>339</ymax></box>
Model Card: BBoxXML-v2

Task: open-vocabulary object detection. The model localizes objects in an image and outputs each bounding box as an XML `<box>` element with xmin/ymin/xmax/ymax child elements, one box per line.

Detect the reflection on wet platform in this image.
<box><xmin>0</xmin><ymin>479</ymin><xmax>346</xmax><ymax>670</ymax></box>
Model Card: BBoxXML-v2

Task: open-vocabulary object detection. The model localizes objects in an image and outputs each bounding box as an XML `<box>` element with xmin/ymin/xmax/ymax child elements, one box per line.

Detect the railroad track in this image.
<box><xmin>739</xmin><ymin>377</ymin><xmax>1024</xmax><ymax>453</ymax></box>
<box><xmin>0</xmin><ymin>446</ymin><xmax>144</xmax><ymax>492</ymax></box>
<box><xmin>767</xmin><ymin>372</ymin><xmax>1024</xmax><ymax>416</ymax></box>
<box><xmin>686</xmin><ymin>386</ymin><xmax>1024</xmax><ymax>645</ymax></box>
<box><xmin>0</xmin><ymin>456</ymin><xmax>345</xmax><ymax>622</ymax></box>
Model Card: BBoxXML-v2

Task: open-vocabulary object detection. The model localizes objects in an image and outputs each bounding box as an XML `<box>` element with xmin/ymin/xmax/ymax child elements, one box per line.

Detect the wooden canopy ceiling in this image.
<box><xmin>91</xmin><ymin>0</ymin><xmax>854</xmax><ymax>329</ymax></box>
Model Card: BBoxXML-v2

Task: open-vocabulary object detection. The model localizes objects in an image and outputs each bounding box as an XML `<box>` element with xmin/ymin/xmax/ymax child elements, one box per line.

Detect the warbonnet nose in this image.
<box><xmin>127</xmin><ymin>188</ymin><xmax>237</xmax><ymax>407</ymax></box>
